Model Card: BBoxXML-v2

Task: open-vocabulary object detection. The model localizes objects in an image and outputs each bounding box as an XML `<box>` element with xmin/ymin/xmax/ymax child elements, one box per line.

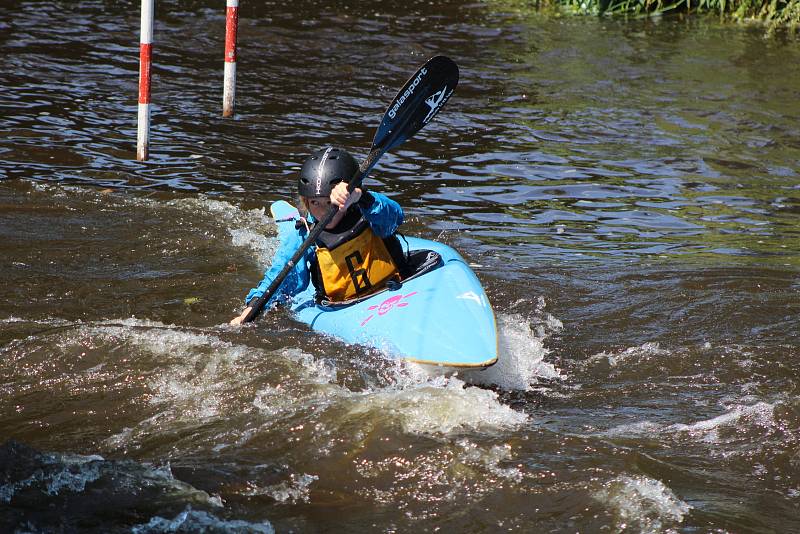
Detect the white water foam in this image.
<box><xmin>229</xmin><ymin>227</ymin><xmax>277</xmax><ymax>268</ymax></box>
<box><xmin>667</xmin><ymin>401</ymin><xmax>776</xmax><ymax>443</ymax></box>
<box><xmin>243</xmin><ymin>472</ymin><xmax>319</xmax><ymax>504</ymax></box>
<box><xmin>133</xmin><ymin>508</ymin><xmax>274</xmax><ymax>534</ymax></box>
<box><xmin>0</xmin><ymin>452</ymin><xmax>106</xmax><ymax>504</ymax></box>
<box><xmin>347</xmin><ymin>376</ymin><xmax>528</xmax><ymax>436</ymax></box>
<box><xmin>81</xmin><ymin>319</ymin><xmax>253</xmax><ymax>420</ymax></box>
<box><xmin>73</xmin><ymin>319</ymin><xmax>278</xmax><ymax>450</ymax></box>
<box><xmin>596</xmin><ymin>475</ymin><xmax>691</xmax><ymax>533</ymax></box>
<box><xmin>20</xmin><ymin>186</ymin><xmax>276</xmax><ymax>267</ymax></box>
<box><xmin>0</xmin><ymin>316</ymin><xmax>74</xmax><ymax>328</ymax></box>
<box><xmin>605</xmin><ymin>401</ymin><xmax>778</xmax><ymax>447</ymax></box>
<box><xmin>251</xmin><ymin>348</ymin><xmax>344</xmax><ymax>420</ymax></box>
<box><xmin>462</xmin><ymin>296</ymin><xmax>564</xmax><ymax>392</ymax></box>
<box><xmin>604</xmin><ymin>420</ymin><xmax>664</xmax><ymax>438</ymax></box>
<box><xmin>120</xmin><ymin>194</ymin><xmax>278</xmax><ymax>268</ymax></box>
<box><xmin>456</xmin><ymin>439</ymin><xmax>525</xmax><ymax>483</ymax></box>
<box><xmin>45</xmin><ymin>454</ymin><xmax>105</xmax><ymax>496</ymax></box>
<box><xmin>88</xmin><ymin>321</ymin><xmax>356</xmax><ymax>453</ymax></box>
<box><xmin>0</xmin><ymin>451</ymin><xmax>217</xmax><ymax>510</ymax></box>
<box><xmin>279</xmin><ymin>347</ymin><xmax>339</xmax><ymax>384</ymax></box>
<box><xmin>168</xmin><ymin>197</ymin><xmax>276</xmax><ymax>267</ymax></box>
<box><xmin>588</xmin><ymin>341</ymin><xmax>667</xmax><ymax>368</ymax></box>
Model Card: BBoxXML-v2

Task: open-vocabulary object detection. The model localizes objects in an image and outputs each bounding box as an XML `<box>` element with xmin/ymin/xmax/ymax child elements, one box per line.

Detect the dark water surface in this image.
<box><xmin>2</xmin><ymin>1</ymin><xmax>800</xmax><ymax>532</ymax></box>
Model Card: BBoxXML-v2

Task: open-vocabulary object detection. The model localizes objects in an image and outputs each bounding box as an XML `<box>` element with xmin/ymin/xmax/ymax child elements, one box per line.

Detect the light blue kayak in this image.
<box><xmin>270</xmin><ymin>200</ymin><xmax>498</xmax><ymax>369</ymax></box>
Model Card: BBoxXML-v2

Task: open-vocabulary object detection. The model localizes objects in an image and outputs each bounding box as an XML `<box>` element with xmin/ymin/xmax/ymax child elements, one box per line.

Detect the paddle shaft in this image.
<box><xmin>241</xmin><ymin>148</ymin><xmax>382</xmax><ymax>323</ymax></box>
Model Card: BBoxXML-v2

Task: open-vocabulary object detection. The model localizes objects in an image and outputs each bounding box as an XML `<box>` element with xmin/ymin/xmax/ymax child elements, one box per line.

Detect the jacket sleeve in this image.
<box><xmin>245</xmin><ymin>227</ymin><xmax>312</xmax><ymax>307</ymax></box>
<box><xmin>359</xmin><ymin>191</ymin><xmax>404</xmax><ymax>238</ymax></box>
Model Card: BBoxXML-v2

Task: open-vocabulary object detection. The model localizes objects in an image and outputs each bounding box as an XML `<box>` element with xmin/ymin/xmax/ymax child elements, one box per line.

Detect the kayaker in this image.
<box><xmin>230</xmin><ymin>146</ymin><xmax>408</xmax><ymax>325</ymax></box>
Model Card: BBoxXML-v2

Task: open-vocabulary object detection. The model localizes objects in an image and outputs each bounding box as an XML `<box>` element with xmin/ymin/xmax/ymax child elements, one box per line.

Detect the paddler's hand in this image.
<box><xmin>230</xmin><ymin>306</ymin><xmax>253</xmax><ymax>325</ymax></box>
<box><xmin>330</xmin><ymin>182</ymin><xmax>361</xmax><ymax>211</ymax></box>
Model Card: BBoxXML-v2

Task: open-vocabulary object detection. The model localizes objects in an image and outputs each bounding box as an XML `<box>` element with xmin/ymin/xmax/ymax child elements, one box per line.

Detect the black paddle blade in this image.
<box><xmin>372</xmin><ymin>56</ymin><xmax>459</xmax><ymax>152</ymax></box>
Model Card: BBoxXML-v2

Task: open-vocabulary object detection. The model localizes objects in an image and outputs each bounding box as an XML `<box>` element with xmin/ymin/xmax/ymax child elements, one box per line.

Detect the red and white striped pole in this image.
<box><xmin>222</xmin><ymin>0</ymin><xmax>239</xmax><ymax>118</ymax></box>
<box><xmin>137</xmin><ymin>0</ymin><xmax>154</xmax><ymax>161</ymax></box>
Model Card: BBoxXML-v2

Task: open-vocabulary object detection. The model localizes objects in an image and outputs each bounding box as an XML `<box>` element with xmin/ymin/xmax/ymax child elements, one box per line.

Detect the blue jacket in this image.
<box><xmin>245</xmin><ymin>192</ymin><xmax>404</xmax><ymax>307</ymax></box>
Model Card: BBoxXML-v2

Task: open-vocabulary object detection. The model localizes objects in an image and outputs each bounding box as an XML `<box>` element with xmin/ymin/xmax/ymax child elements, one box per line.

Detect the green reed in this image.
<box><xmin>497</xmin><ymin>0</ymin><xmax>800</xmax><ymax>32</ymax></box>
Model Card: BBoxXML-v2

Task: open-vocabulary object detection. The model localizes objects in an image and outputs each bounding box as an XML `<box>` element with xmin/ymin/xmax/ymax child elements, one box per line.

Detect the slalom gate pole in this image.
<box><xmin>137</xmin><ymin>0</ymin><xmax>154</xmax><ymax>161</ymax></box>
<box><xmin>222</xmin><ymin>0</ymin><xmax>239</xmax><ymax>117</ymax></box>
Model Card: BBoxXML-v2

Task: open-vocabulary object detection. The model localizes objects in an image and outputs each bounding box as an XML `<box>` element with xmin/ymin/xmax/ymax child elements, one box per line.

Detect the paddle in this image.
<box><xmin>241</xmin><ymin>55</ymin><xmax>459</xmax><ymax>323</ymax></box>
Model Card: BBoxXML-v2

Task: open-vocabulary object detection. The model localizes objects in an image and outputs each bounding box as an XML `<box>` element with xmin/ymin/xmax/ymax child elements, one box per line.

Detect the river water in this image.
<box><xmin>2</xmin><ymin>1</ymin><xmax>800</xmax><ymax>532</ymax></box>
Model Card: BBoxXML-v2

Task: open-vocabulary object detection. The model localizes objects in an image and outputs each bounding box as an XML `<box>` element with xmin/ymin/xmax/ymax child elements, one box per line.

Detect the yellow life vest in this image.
<box><xmin>314</xmin><ymin>218</ymin><xmax>400</xmax><ymax>302</ymax></box>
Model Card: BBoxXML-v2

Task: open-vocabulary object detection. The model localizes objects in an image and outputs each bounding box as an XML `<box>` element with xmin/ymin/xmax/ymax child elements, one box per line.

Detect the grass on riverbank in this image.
<box><xmin>500</xmin><ymin>0</ymin><xmax>800</xmax><ymax>33</ymax></box>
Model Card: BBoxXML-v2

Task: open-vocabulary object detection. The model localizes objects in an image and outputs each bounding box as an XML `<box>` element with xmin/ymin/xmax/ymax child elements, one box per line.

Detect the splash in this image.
<box><xmin>0</xmin><ymin>451</ymin><xmax>102</xmax><ymax>504</ymax></box>
<box><xmin>466</xmin><ymin>299</ymin><xmax>564</xmax><ymax>391</ymax></box>
<box><xmin>596</xmin><ymin>475</ymin><xmax>691</xmax><ymax>533</ymax></box>
<box><xmin>251</xmin><ymin>348</ymin><xmax>345</xmax><ymax>420</ymax></box>
<box><xmin>243</xmin><ymin>473</ymin><xmax>319</xmax><ymax>504</ymax></box>
<box><xmin>346</xmin><ymin>376</ymin><xmax>528</xmax><ymax>436</ymax></box>
<box><xmin>171</xmin><ymin>197</ymin><xmax>276</xmax><ymax>267</ymax></box>
<box><xmin>0</xmin><ymin>442</ymin><xmax>216</xmax><ymax>510</ymax></box>
<box><xmin>133</xmin><ymin>508</ymin><xmax>275</xmax><ymax>534</ymax></box>
<box><xmin>668</xmin><ymin>401</ymin><xmax>777</xmax><ymax>443</ymax></box>
<box><xmin>127</xmin><ymin>195</ymin><xmax>277</xmax><ymax>268</ymax></box>
<box><xmin>82</xmin><ymin>319</ymin><xmax>254</xmax><ymax>420</ymax></box>
<box><xmin>604</xmin><ymin>401</ymin><xmax>781</xmax><ymax>449</ymax></box>
<box><xmin>604</xmin><ymin>420</ymin><xmax>663</xmax><ymax>438</ymax></box>
<box><xmin>55</xmin><ymin>319</ymin><xmax>280</xmax><ymax>450</ymax></box>
<box><xmin>355</xmin><ymin>438</ymin><xmax>526</xmax><ymax>511</ymax></box>
<box><xmin>588</xmin><ymin>342</ymin><xmax>667</xmax><ymax>368</ymax></box>
<box><xmin>279</xmin><ymin>347</ymin><xmax>339</xmax><ymax>385</ymax></box>
<box><xmin>456</xmin><ymin>439</ymin><xmax>525</xmax><ymax>483</ymax></box>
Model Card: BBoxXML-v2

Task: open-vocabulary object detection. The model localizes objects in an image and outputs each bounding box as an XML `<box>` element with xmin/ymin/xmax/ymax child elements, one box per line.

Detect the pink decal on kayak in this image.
<box><xmin>360</xmin><ymin>291</ymin><xmax>417</xmax><ymax>327</ymax></box>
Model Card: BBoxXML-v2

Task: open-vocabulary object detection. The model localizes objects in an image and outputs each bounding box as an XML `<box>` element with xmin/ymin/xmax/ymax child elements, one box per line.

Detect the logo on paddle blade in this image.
<box><xmin>422</xmin><ymin>86</ymin><xmax>452</xmax><ymax>124</ymax></box>
<box><xmin>388</xmin><ymin>68</ymin><xmax>427</xmax><ymax>120</ymax></box>
<box><xmin>360</xmin><ymin>292</ymin><xmax>417</xmax><ymax>326</ymax></box>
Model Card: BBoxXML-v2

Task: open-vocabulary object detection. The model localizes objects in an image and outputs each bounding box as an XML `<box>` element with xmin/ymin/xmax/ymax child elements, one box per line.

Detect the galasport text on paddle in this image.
<box><xmin>242</xmin><ymin>55</ymin><xmax>459</xmax><ymax>323</ymax></box>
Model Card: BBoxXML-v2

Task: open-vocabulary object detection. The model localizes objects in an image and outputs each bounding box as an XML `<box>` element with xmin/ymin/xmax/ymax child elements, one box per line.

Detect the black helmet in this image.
<box><xmin>297</xmin><ymin>147</ymin><xmax>359</xmax><ymax>198</ymax></box>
